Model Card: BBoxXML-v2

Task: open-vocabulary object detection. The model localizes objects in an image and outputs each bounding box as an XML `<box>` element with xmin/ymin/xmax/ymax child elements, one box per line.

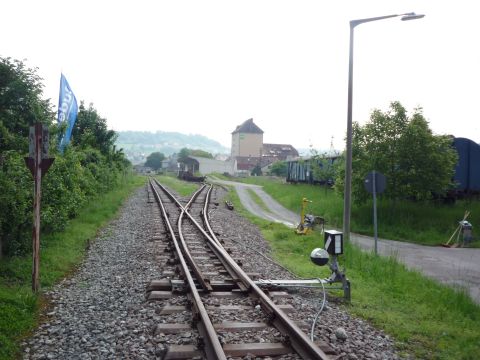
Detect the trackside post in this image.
<box><xmin>24</xmin><ymin>123</ymin><xmax>54</xmax><ymax>292</ymax></box>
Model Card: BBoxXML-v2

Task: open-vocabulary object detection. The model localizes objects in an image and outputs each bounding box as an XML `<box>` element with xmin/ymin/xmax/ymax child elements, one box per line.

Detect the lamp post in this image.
<box><xmin>343</xmin><ymin>12</ymin><xmax>425</xmax><ymax>241</ymax></box>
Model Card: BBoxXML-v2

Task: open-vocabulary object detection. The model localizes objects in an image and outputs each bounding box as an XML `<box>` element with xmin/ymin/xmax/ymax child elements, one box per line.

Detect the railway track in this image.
<box><xmin>146</xmin><ymin>178</ymin><xmax>331</xmax><ymax>360</ymax></box>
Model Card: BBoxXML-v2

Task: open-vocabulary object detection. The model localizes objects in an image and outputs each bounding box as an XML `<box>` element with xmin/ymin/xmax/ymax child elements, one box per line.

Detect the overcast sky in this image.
<box><xmin>2</xmin><ymin>1</ymin><xmax>478</xmax><ymax>151</ymax></box>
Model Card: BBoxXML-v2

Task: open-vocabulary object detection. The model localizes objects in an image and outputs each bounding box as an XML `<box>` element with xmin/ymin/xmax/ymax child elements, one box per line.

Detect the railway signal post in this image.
<box><xmin>24</xmin><ymin>123</ymin><xmax>54</xmax><ymax>293</ymax></box>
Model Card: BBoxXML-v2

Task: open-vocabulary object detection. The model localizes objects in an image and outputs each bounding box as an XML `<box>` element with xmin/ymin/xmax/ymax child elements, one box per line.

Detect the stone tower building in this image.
<box><xmin>231</xmin><ymin>118</ymin><xmax>264</xmax><ymax>158</ymax></box>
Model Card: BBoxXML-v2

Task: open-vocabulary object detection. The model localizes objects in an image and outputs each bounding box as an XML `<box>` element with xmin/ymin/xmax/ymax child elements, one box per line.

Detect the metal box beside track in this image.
<box><xmin>324</xmin><ymin>230</ymin><xmax>343</xmax><ymax>255</ymax></box>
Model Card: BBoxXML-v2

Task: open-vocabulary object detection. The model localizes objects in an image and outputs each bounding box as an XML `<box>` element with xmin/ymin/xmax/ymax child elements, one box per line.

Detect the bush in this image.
<box><xmin>0</xmin><ymin>147</ymin><xmax>130</xmax><ymax>256</ymax></box>
<box><xmin>0</xmin><ymin>55</ymin><xmax>131</xmax><ymax>257</ymax></box>
<box><xmin>0</xmin><ymin>152</ymin><xmax>33</xmax><ymax>256</ymax></box>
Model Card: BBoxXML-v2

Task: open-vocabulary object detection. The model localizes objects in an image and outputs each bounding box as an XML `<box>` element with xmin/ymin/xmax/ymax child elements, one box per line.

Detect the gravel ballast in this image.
<box><xmin>23</xmin><ymin>185</ymin><xmax>402</xmax><ymax>359</ymax></box>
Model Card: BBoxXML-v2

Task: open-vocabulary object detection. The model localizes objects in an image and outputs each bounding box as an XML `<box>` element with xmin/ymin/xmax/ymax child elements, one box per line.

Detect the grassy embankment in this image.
<box><xmin>225</xmin><ymin>175</ymin><xmax>480</xmax><ymax>247</ymax></box>
<box><xmin>0</xmin><ymin>175</ymin><xmax>146</xmax><ymax>360</ymax></box>
<box><xmin>219</xmin><ymin>176</ymin><xmax>480</xmax><ymax>359</ymax></box>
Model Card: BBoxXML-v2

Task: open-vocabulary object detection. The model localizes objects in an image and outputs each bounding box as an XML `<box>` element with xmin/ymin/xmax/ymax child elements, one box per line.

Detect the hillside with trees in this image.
<box><xmin>116</xmin><ymin>131</ymin><xmax>229</xmax><ymax>164</ymax></box>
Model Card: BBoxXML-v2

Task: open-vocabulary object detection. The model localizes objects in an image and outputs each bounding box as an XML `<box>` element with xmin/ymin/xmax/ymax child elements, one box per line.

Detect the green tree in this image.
<box><xmin>190</xmin><ymin>149</ymin><xmax>213</xmax><ymax>159</ymax></box>
<box><xmin>396</xmin><ymin>113</ymin><xmax>456</xmax><ymax>200</ymax></box>
<box><xmin>340</xmin><ymin>102</ymin><xmax>457</xmax><ymax>202</ymax></box>
<box><xmin>269</xmin><ymin>161</ymin><xmax>287</xmax><ymax>177</ymax></box>
<box><xmin>177</xmin><ymin>147</ymin><xmax>213</xmax><ymax>162</ymax></box>
<box><xmin>309</xmin><ymin>149</ymin><xmax>336</xmax><ymax>186</ymax></box>
<box><xmin>145</xmin><ymin>152</ymin><xmax>165</xmax><ymax>170</ymax></box>
<box><xmin>251</xmin><ymin>164</ymin><xmax>262</xmax><ymax>176</ymax></box>
<box><xmin>0</xmin><ymin>56</ymin><xmax>130</xmax><ymax>257</ymax></box>
<box><xmin>178</xmin><ymin>147</ymin><xmax>190</xmax><ymax>163</ymax></box>
<box><xmin>0</xmin><ymin>152</ymin><xmax>33</xmax><ymax>256</ymax></box>
<box><xmin>71</xmin><ymin>102</ymin><xmax>117</xmax><ymax>155</ymax></box>
<box><xmin>0</xmin><ymin>57</ymin><xmax>54</xmax><ymax>153</ymax></box>
<box><xmin>0</xmin><ymin>57</ymin><xmax>55</xmax><ymax>257</ymax></box>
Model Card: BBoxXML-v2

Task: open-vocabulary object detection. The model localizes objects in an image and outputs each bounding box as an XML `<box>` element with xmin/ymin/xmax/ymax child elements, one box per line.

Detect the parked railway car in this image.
<box><xmin>178</xmin><ymin>170</ymin><xmax>206</xmax><ymax>182</ymax></box>
<box><xmin>287</xmin><ymin>138</ymin><xmax>480</xmax><ymax>198</ymax></box>
<box><xmin>286</xmin><ymin>156</ymin><xmax>338</xmax><ymax>185</ymax></box>
<box><xmin>452</xmin><ymin>137</ymin><xmax>480</xmax><ymax>194</ymax></box>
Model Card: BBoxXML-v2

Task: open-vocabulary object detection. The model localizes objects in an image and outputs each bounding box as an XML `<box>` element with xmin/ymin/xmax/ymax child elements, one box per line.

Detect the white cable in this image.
<box><xmin>310</xmin><ymin>278</ymin><xmax>327</xmax><ymax>342</ymax></box>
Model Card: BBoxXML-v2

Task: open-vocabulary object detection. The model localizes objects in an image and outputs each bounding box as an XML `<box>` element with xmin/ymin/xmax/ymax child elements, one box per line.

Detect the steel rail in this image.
<box><xmin>151</xmin><ymin>179</ymin><xmax>213</xmax><ymax>291</ymax></box>
<box><xmin>176</xmin><ymin>184</ymin><xmax>213</xmax><ymax>292</ymax></box>
<box><xmin>149</xmin><ymin>179</ymin><xmax>226</xmax><ymax>360</ymax></box>
<box><xmin>202</xmin><ymin>185</ymin><xmax>224</xmax><ymax>248</ymax></box>
<box><xmin>201</xmin><ymin>185</ymin><xmax>331</xmax><ymax>359</ymax></box>
<box><xmin>202</xmin><ymin>185</ymin><xmax>249</xmax><ymax>292</ymax></box>
<box><xmin>154</xmin><ymin>179</ymin><xmax>248</xmax><ymax>292</ymax></box>
<box><xmin>154</xmin><ymin>179</ymin><xmax>329</xmax><ymax>359</ymax></box>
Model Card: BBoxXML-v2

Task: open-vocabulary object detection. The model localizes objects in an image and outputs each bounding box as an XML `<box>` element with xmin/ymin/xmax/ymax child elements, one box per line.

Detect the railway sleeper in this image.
<box><xmin>149</xmin><ymin>235</ymin><xmax>164</xmax><ymax>242</ymax></box>
<box><xmin>162</xmin><ymin>343</ymin><xmax>294</xmax><ymax>359</ymax></box>
<box><xmin>147</xmin><ymin>289</ymin><xmax>247</xmax><ymax>300</ymax></box>
<box><xmin>158</xmin><ymin>304</ymin><xmax>295</xmax><ymax>315</ymax></box>
<box><xmin>267</xmin><ymin>291</ymin><xmax>292</xmax><ymax>300</ymax></box>
<box><xmin>190</xmin><ymin>252</ymin><xmax>215</xmax><ymax>258</ymax></box>
<box><xmin>146</xmin><ymin>279</ymin><xmax>243</xmax><ymax>293</ymax></box>
<box><xmin>154</xmin><ymin>321</ymin><xmax>309</xmax><ymax>334</ymax></box>
<box><xmin>162</xmin><ymin>341</ymin><xmax>336</xmax><ymax>359</ymax></box>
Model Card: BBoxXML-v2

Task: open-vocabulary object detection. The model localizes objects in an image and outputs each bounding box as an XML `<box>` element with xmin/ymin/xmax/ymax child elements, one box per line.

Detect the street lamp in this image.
<box><xmin>342</xmin><ymin>12</ymin><xmax>425</xmax><ymax>241</ymax></box>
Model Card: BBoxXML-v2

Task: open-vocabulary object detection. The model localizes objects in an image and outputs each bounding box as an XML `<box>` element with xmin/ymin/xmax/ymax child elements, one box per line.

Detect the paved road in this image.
<box><xmin>208</xmin><ymin>176</ymin><xmax>480</xmax><ymax>304</ymax></box>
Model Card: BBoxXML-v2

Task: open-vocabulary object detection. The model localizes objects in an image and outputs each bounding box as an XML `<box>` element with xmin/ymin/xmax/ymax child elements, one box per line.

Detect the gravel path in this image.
<box><xmin>23</xmin><ymin>187</ymin><xmax>160</xmax><ymax>359</ymax></box>
<box><xmin>22</xmin><ymin>185</ymin><xmax>401</xmax><ymax>359</ymax></box>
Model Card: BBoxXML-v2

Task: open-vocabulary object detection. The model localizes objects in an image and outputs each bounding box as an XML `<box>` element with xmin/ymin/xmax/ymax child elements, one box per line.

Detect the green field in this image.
<box><xmin>154</xmin><ymin>174</ymin><xmax>200</xmax><ymax>196</ymax></box>
<box><xmin>223</xmin><ymin>176</ymin><xmax>480</xmax><ymax>359</ymax></box>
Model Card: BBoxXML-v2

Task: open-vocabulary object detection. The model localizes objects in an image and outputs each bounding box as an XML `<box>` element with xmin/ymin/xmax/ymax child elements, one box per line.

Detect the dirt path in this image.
<box><xmin>208</xmin><ymin>176</ymin><xmax>480</xmax><ymax>304</ymax></box>
<box><xmin>212</xmin><ymin>178</ymin><xmax>299</xmax><ymax>227</ymax></box>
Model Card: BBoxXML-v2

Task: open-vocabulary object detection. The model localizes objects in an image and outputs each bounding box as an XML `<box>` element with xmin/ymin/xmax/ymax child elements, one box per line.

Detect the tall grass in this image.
<box><xmin>236</xmin><ymin>176</ymin><xmax>480</xmax><ymax>246</ymax></box>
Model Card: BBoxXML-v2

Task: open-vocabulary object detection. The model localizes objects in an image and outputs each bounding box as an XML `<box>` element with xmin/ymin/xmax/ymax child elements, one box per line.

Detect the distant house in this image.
<box><xmin>262</xmin><ymin>143</ymin><xmax>299</xmax><ymax>160</ymax></box>
<box><xmin>182</xmin><ymin>156</ymin><xmax>235</xmax><ymax>175</ymax></box>
<box><xmin>162</xmin><ymin>154</ymin><xmax>180</xmax><ymax>172</ymax></box>
<box><xmin>233</xmin><ymin>156</ymin><xmax>273</xmax><ymax>175</ymax></box>
<box><xmin>230</xmin><ymin>118</ymin><xmax>298</xmax><ymax>175</ymax></box>
<box><xmin>133</xmin><ymin>165</ymin><xmax>153</xmax><ymax>174</ymax></box>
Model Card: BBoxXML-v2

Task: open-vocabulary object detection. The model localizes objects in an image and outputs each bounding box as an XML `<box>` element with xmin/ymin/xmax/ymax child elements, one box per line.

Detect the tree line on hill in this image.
<box><xmin>0</xmin><ymin>57</ymin><xmax>130</xmax><ymax>258</ymax></box>
<box><xmin>116</xmin><ymin>131</ymin><xmax>228</xmax><ymax>164</ymax></box>
<box><xmin>144</xmin><ymin>148</ymin><xmax>214</xmax><ymax>170</ymax></box>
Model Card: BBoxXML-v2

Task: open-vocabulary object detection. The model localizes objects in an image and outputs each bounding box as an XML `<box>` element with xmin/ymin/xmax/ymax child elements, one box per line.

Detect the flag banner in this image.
<box><xmin>57</xmin><ymin>74</ymin><xmax>78</xmax><ymax>152</ymax></box>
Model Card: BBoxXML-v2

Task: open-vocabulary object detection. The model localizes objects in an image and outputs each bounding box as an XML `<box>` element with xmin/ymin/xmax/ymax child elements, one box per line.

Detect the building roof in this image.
<box><xmin>187</xmin><ymin>156</ymin><xmax>234</xmax><ymax>166</ymax></box>
<box><xmin>262</xmin><ymin>143</ymin><xmax>299</xmax><ymax>159</ymax></box>
<box><xmin>232</xmin><ymin>118</ymin><xmax>264</xmax><ymax>135</ymax></box>
<box><xmin>235</xmin><ymin>156</ymin><xmax>276</xmax><ymax>171</ymax></box>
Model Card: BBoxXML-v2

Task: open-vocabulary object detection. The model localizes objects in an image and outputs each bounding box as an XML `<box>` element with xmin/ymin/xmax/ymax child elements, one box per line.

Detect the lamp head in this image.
<box><xmin>401</xmin><ymin>13</ymin><xmax>425</xmax><ymax>21</ymax></box>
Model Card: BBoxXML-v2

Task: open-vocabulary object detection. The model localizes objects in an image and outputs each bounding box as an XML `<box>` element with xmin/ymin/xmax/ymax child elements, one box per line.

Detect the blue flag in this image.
<box><xmin>57</xmin><ymin>74</ymin><xmax>78</xmax><ymax>152</ymax></box>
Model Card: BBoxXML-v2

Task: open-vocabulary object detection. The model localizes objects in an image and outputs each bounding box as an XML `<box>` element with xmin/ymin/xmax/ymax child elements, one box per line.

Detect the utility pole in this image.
<box><xmin>24</xmin><ymin>123</ymin><xmax>54</xmax><ymax>293</ymax></box>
